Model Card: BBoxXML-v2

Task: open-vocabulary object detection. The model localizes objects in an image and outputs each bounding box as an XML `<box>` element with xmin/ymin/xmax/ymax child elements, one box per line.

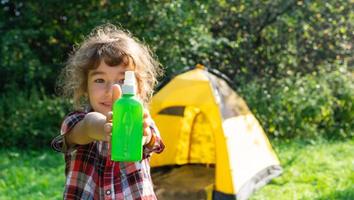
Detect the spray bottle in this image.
<box><xmin>111</xmin><ymin>71</ymin><xmax>143</xmax><ymax>161</ymax></box>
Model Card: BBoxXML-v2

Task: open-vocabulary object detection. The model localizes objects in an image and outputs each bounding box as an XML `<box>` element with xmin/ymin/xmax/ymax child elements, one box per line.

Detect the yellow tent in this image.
<box><xmin>149</xmin><ymin>65</ymin><xmax>282</xmax><ymax>200</ymax></box>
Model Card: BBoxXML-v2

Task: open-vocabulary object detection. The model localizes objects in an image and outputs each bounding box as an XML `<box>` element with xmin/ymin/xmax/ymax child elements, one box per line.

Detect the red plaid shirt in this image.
<box><xmin>51</xmin><ymin>112</ymin><xmax>165</xmax><ymax>200</ymax></box>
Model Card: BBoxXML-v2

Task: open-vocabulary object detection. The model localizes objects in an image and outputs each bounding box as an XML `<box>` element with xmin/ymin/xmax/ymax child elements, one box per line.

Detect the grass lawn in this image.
<box><xmin>0</xmin><ymin>149</ymin><xmax>65</xmax><ymax>200</ymax></box>
<box><xmin>0</xmin><ymin>139</ymin><xmax>353</xmax><ymax>200</ymax></box>
<box><xmin>250</xmin><ymin>139</ymin><xmax>354</xmax><ymax>200</ymax></box>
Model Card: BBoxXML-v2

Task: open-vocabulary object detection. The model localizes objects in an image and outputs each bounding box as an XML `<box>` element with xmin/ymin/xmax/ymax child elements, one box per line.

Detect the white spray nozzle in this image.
<box><xmin>124</xmin><ymin>71</ymin><xmax>135</xmax><ymax>85</ymax></box>
<box><xmin>122</xmin><ymin>71</ymin><xmax>136</xmax><ymax>94</ymax></box>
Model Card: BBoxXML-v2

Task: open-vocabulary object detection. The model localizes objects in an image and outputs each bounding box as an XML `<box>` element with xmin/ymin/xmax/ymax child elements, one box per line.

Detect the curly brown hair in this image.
<box><xmin>57</xmin><ymin>24</ymin><xmax>163</xmax><ymax>110</ymax></box>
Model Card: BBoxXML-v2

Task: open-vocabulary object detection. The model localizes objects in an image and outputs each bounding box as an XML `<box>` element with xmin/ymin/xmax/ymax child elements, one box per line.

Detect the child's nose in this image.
<box><xmin>105</xmin><ymin>82</ymin><xmax>114</xmax><ymax>94</ymax></box>
<box><xmin>106</xmin><ymin>81</ymin><xmax>122</xmax><ymax>94</ymax></box>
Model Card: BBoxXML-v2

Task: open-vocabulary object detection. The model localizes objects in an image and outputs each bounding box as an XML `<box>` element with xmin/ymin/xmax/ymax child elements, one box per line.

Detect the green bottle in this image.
<box><xmin>111</xmin><ymin>71</ymin><xmax>143</xmax><ymax>162</ymax></box>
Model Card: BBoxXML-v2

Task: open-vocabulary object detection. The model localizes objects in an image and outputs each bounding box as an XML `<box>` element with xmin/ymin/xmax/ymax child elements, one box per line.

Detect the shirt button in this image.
<box><xmin>105</xmin><ymin>189</ymin><xmax>111</xmax><ymax>195</ymax></box>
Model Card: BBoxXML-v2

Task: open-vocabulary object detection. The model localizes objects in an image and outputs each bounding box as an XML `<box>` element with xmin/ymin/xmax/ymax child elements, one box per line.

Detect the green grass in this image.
<box><xmin>250</xmin><ymin>139</ymin><xmax>354</xmax><ymax>200</ymax></box>
<box><xmin>0</xmin><ymin>149</ymin><xmax>65</xmax><ymax>200</ymax></box>
<box><xmin>0</xmin><ymin>139</ymin><xmax>353</xmax><ymax>200</ymax></box>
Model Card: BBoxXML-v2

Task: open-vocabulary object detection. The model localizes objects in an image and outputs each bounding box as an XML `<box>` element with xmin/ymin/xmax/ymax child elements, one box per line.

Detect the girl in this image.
<box><xmin>51</xmin><ymin>24</ymin><xmax>165</xmax><ymax>200</ymax></box>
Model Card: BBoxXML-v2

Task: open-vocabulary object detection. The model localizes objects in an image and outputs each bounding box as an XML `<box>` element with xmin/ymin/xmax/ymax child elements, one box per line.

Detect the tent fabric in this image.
<box><xmin>236</xmin><ymin>165</ymin><xmax>282</xmax><ymax>200</ymax></box>
<box><xmin>189</xmin><ymin>109</ymin><xmax>215</xmax><ymax>164</ymax></box>
<box><xmin>149</xmin><ymin>67</ymin><xmax>282</xmax><ymax>199</ymax></box>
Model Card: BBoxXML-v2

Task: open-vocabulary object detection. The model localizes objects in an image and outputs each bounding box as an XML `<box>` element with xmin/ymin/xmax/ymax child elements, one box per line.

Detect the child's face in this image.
<box><xmin>87</xmin><ymin>60</ymin><xmax>134</xmax><ymax>115</ymax></box>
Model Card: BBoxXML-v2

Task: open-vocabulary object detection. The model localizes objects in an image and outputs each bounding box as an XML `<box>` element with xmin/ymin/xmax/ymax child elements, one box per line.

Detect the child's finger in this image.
<box><xmin>104</xmin><ymin>133</ymin><xmax>111</xmax><ymax>142</ymax></box>
<box><xmin>104</xmin><ymin>123</ymin><xmax>112</xmax><ymax>133</ymax></box>
<box><xmin>106</xmin><ymin>111</ymin><xmax>113</xmax><ymax>123</ymax></box>
<box><xmin>143</xmin><ymin>126</ymin><xmax>151</xmax><ymax>136</ymax></box>
<box><xmin>112</xmin><ymin>84</ymin><xmax>122</xmax><ymax>103</ymax></box>
<box><xmin>143</xmin><ymin>109</ymin><xmax>150</xmax><ymax>119</ymax></box>
<box><xmin>143</xmin><ymin>120</ymin><xmax>149</xmax><ymax>129</ymax></box>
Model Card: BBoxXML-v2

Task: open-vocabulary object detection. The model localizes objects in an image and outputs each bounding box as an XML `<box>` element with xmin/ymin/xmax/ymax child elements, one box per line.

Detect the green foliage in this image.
<box><xmin>0</xmin><ymin>0</ymin><xmax>352</xmax><ymax>145</ymax></box>
<box><xmin>0</xmin><ymin>88</ymin><xmax>70</xmax><ymax>148</ymax></box>
<box><xmin>239</xmin><ymin>66</ymin><xmax>353</xmax><ymax>139</ymax></box>
<box><xmin>202</xmin><ymin>0</ymin><xmax>353</xmax><ymax>82</ymax></box>
<box><xmin>1</xmin><ymin>0</ymin><xmax>352</xmax><ymax>91</ymax></box>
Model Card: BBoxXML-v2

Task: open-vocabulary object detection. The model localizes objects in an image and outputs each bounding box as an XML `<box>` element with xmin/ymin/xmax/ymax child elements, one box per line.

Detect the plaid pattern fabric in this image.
<box><xmin>51</xmin><ymin>112</ymin><xmax>165</xmax><ymax>200</ymax></box>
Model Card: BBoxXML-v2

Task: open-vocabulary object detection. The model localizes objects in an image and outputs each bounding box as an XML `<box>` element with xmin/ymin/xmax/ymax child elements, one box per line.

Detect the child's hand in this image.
<box><xmin>103</xmin><ymin>111</ymin><xmax>113</xmax><ymax>142</ymax></box>
<box><xmin>102</xmin><ymin>83</ymin><xmax>121</xmax><ymax>141</ymax></box>
<box><xmin>102</xmin><ymin>84</ymin><xmax>154</xmax><ymax>145</ymax></box>
<box><xmin>82</xmin><ymin>112</ymin><xmax>111</xmax><ymax>142</ymax></box>
<box><xmin>103</xmin><ymin>109</ymin><xmax>154</xmax><ymax>145</ymax></box>
<box><xmin>143</xmin><ymin>109</ymin><xmax>154</xmax><ymax>145</ymax></box>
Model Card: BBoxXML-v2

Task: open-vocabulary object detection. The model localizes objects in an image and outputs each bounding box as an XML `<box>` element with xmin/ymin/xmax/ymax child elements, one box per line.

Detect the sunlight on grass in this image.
<box><xmin>250</xmin><ymin>139</ymin><xmax>354</xmax><ymax>200</ymax></box>
<box><xmin>0</xmin><ymin>139</ymin><xmax>353</xmax><ymax>199</ymax></box>
<box><xmin>0</xmin><ymin>150</ymin><xmax>65</xmax><ymax>200</ymax></box>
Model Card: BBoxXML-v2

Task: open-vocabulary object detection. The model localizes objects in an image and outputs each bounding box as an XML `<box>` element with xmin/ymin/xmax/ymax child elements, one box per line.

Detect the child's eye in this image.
<box><xmin>94</xmin><ymin>79</ymin><xmax>105</xmax><ymax>83</ymax></box>
<box><xmin>117</xmin><ymin>79</ymin><xmax>124</xmax><ymax>85</ymax></box>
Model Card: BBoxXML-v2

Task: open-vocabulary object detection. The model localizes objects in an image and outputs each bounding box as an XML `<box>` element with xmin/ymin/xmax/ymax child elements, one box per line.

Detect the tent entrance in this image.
<box><xmin>152</xmin><ymin>164</ymin><xmax>215</xmax><ymax>200</ymax></box>
<box><xmin>186</xmin><ymin>106</ymin><xmax>216</xmax><ymax>164</ymax></box>
<box><xmin>152</xmin><ymin>106</ymin><xmax>217</xmax><ymax>199</ymax></box>
<box><xmin>164</xmin><ymin>105</ymin><xmax>216</xmax><ymax>165</ymax></box>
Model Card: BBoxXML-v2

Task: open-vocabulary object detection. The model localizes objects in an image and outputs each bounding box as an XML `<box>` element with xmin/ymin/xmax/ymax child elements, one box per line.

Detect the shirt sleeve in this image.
<box><xmin>142</xmin><ymin>122</ymin><xmax>165</xmax><ymax>159</ymax></box>
<box><xmin>51</xmin><ymin>111</ymin><xmax>86</xmax><ymax>153</ymax></box>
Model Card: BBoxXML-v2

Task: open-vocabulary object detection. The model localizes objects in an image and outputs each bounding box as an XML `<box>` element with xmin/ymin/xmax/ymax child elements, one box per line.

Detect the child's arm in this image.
<box><xmin>65</xmin><ymin>112</ymin><xmax>110</xmax><ymax>147</ymax></box>
<box><xmin>142</xmin><ymin>124</ymin><xmax>165</xmax><ymax>159</ymax></box>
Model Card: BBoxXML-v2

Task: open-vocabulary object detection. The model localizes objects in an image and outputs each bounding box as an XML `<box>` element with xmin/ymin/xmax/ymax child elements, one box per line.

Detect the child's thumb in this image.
<box><xmin>112</xmin><ymin>84</ymin><xmax>122</xmax><ymax>103</ymax></box>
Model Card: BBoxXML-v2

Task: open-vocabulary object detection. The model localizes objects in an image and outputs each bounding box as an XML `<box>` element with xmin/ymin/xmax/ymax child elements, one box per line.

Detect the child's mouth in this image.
<box><xmin>101</xmin><ymin>102</ymin><xmax>112</xmax><ymax>108</ymax></box>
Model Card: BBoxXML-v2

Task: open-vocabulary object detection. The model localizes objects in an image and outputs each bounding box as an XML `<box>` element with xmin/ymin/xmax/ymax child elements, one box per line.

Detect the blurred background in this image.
<box><xmin>0</xmin><ymin>0</ymin><xmax>353</xmax><ymax>199</ymax></box>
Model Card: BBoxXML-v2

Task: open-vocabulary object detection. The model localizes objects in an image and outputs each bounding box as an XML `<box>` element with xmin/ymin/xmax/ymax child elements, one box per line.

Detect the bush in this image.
<box><xmin>239</xmin><ymin>67</ymin><xmax>353</xmax><ymax>140</ymax></box>
<box><xmin>1</xmin><ymin>69</ymin><xmax>352</xmax><ymax>148</ymax></box>
<box><xmin>0</xmin><ymin>1</ymin><xmax>352</xmax><ymax>146</ymax></box>
<box><xmin>0</xmin><ymin>87</ymin><xmax>70</xmax><ymax>148</ymax></box>
<box><xmin>1</xmin><ymin>1</ymin><xmax>353</xmax><ymax>92</ymax></box>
